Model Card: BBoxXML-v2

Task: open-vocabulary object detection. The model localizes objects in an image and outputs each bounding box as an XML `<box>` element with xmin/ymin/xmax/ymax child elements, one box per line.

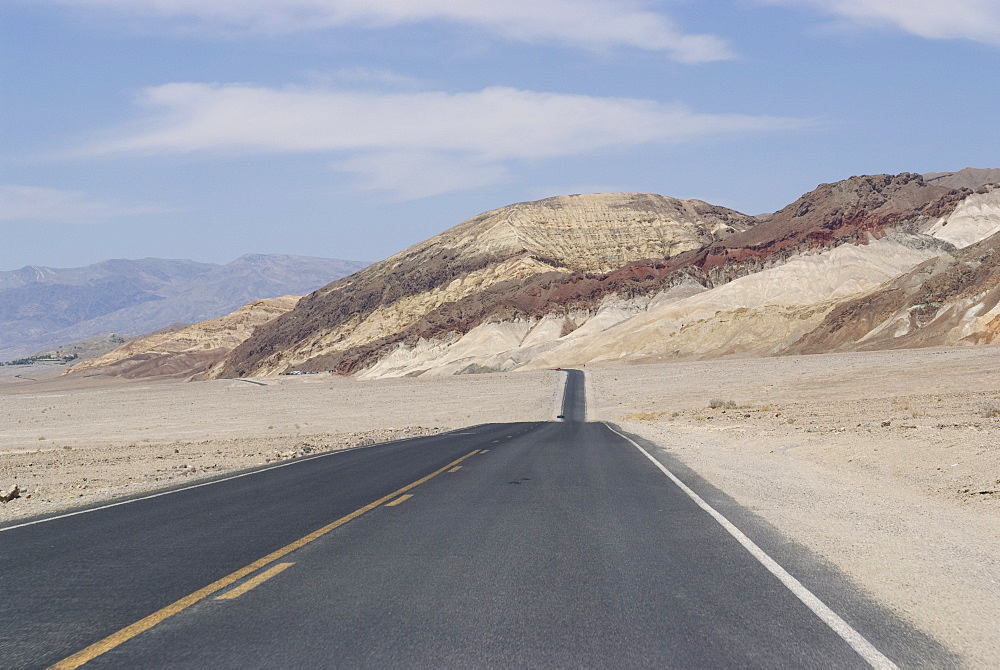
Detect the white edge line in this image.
<box><xmin>0</xmin><ymin>424</ymin><xmax>486</xmax><ymax>533</ymax></box>
<box><xmin>603</xmin><ymin>422</ymin><xmax>898</xmax><ymax>670</ymax></box>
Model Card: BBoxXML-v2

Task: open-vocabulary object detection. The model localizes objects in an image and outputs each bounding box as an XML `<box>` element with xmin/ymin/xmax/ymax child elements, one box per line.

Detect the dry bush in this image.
<box><xmin>625</xmin><ymin>411</ymin><xmax>667</xmax><ymax>421</ymax></box>
<box><xmin>977</xmin><ymin>401</ymin><xmax>1000</xmax><ymax>419</ymax></box>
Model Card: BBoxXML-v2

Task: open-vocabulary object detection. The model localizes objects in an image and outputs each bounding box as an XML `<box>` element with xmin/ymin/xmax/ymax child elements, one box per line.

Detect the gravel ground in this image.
<box><xmin>589</xmin><ymin>346</ymin><xmax>1000</xmax><ymax>668</ymax></box>
<box><xmin>0</xmin><ymin>368</ymin><xmax>562</xmax><ymax>522</ymax></box>
<box><xmin>3</xmin><ymin>348</ymin><xmax>998</xmax><ymax>665</ymax></box>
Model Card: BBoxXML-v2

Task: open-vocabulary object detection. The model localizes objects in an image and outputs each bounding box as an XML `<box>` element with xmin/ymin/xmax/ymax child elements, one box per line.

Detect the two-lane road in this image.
<box><xmin>1</xmin><ymin>371</ymin><xmax>950</xmax><ymax>667</ymax></box>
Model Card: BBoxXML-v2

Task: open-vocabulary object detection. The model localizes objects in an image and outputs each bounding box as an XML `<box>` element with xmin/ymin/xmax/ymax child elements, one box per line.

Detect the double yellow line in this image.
<box><xmin>52</xmin><ymin>449</ymin><xmax>483</xmax><ymax>669</ymax></box>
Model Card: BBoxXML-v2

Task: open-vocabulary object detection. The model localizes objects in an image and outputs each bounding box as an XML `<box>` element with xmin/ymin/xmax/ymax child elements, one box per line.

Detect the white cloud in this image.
<box><xmin>47</xmin><ymin>0</ymin><xmax>734</xmax><ymax>62</ymax></box>
<box><xmin>78</xmin><ymin>82</ymin><xmax>806</xmax><ymax>199</ymax></box>
<box><xmin>338</xmin><ymin>152</ymin><xmax>510</xmax><ymax>200</ymax></box>
<box><xmin>773</xmin><ymin>0</ymin><xmax>1000</xmax><ymax>45</ymax></box>
<box><xmin>312</xmin><ymin>67</ymin><xmax>426</xmax><ymax>90</ymax></box>
<box><xmin>0</xmin><ymin>185</ymin><xmax>163</xmax><ymax>223</ymax></box>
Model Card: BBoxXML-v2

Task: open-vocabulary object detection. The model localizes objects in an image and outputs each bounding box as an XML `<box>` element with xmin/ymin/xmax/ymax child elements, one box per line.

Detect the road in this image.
<box><xmin>0</xmin><ymin>370</ymin><xmax>950</xmax><ymax>668</ymax></box>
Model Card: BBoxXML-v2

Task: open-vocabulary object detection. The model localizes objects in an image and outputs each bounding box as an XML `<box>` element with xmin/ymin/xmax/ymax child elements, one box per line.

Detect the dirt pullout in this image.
<box><xmin>0</xmin><ymin>369</ymin><xmax>562</xmax><ymax>524</ymax></box>
<box><xmin>589</xmin><ymin>346</ymin><xmax>1000</xmax><ymax>667</ymax></box>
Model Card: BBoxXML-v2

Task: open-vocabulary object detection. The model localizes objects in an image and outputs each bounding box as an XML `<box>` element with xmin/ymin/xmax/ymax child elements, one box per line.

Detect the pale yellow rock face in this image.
<box><xmin>486</xmin><ymin>193</ymin><xmax>746</xmax><ymax>274</ymax></box>
<box><xmin>69</xmin><ymin>296</ymin><xmax>300</xmax><ymax>377</ymax></box>
<box><xmin>351</xmin><ymin>192</ymin><xmax>750</xmax><ymax>275</ymax></box>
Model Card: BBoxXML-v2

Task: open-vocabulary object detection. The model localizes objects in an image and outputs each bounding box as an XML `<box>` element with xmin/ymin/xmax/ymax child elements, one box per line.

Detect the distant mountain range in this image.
<box><xmin>0</xmin><ymin>254</ymin><xmax>368</xmax><ymax>360</ymax></box>
<box><xmin>70</xmin><ymin>168</ymin><xmax>1000</xmax><ymax>381</ymax></box>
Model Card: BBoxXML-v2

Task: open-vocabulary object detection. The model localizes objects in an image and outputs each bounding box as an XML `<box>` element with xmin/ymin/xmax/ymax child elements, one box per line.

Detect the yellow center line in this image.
<box><xmin>216</xmin><ymin>563</ymin><xmax>294</xmax><ymax>601</ymax></box>
<box><xmin>447</xmin><ymin>466</ymin><xmax>462</xmax><ymax>473</ymax></box>
<box><xmin>50</xmin><ymin>448</ymin><xmax>482</xmax><ymax>670</ymax></box>
<box><xmin>480</xmin><ymin>449</ymin><xmax>490</xmax><ymax>453</ymax></box>
<box><xmin>384</xmin><ymin>493</ymin><xmax>413</xmax><ymax>506</ymax></box>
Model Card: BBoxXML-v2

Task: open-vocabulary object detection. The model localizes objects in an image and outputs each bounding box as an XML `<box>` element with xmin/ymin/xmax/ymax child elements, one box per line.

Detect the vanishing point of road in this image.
<box><xmin>1</xmin><ymin>370</ymin><xmax>952</xmax><ymax>668</ymax></box>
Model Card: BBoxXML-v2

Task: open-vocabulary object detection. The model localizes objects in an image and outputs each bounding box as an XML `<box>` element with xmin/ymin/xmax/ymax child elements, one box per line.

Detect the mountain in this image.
<box><xmin>215</xmin><ymin>173</ymin><xmax>967</xmax><ymax>378</ymax></box>
<box><xmin>0</xmin><ymin>254</ymin><xmax>368</xmax><ymax>360</ymax></box>
<box><xmin>0</xmin><ymin>258</ymin><xmax>214</xmax><ymax>292</ymax></box>
<box><xmin>68</xmin><ymin>297</ymin><xmax>300</xmax><ymax>379</ymax></box>
<box><xmin>216</xmin><ymin>193</ymin><xmax>758</xmax><ymax>377</ymax></box>
<box><xmin>28</xmin><ymin>333</ymin><xmax>140</xmax><ymax>362</ymax></box>
<box><xmin>72</xmin><ymin>170</ymin><xmax>1000</xmax><ymax>381</ymax></box>
<box><xmin>787</xmin><ymin>185</ymin><xmax>1000</xmax><ymax>353</ymax></box>
<box><xmin>923</xmin><ymin>167</ymin><xmax>1000</xmax><ymax>191</ymax></box>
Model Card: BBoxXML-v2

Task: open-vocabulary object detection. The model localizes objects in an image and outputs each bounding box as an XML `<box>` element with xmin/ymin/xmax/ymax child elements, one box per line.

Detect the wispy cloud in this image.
<box><xmin>0</xmin><ymin>185</ymin><xmax>164</xmax><ymax>223</ymax></box>
<box><xmin>76</xmin><ymin>82</ymin><xmax>808</xmax><ymax>199</ymax></box>
<box><xmin>338</xmin><ymin>152</ymin><xmax>511</xmax><ymax>201</ymax></box>
<box><xmin>309</xmin><ymin>67</ymin><xmax>426</xmax><ymax>91</ymax></box>
<box><xmin>773</xmin><ymin>0</ymin><xmax>1000</xmax><ymax>45</ymax></box>
<box><xmin>46</xmin><ymin>0</ymin><xmax>735</xmax><ymax>62</ymax></box>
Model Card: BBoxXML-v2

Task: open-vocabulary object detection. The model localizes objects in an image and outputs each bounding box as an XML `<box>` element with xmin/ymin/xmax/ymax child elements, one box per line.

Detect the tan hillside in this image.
<box><xmin>75</xmin><ymin>171</ymin><xmax>1000</xmax><ymax>382</ymax></box>
<box><xmin>68</xmin><ymin>296</ymin><xmax>300</xmax><ymax>380</ymax></box>
<box><xmin>788</xmin><ymin>239</ymin><xmax>1000</xmax><ymax>352</ymax></box>
<box><xmin>218</xmin><ymin>193</ymin><xmax>757</xmax><ymax>377</ymax></box>
<box><xmin>361</xmin><ymin>233</ymin><xmax>948</xmax><ymax>377</ymax></box>
<box><xmin>785</xmin><ymin>186</ymin><xmax>1000</xmax><ymax>354</ymax></box>
<box><xmin>322</xmin><ymin>173</ymin><xmax>969</xmax><ymax>377</ymax></box>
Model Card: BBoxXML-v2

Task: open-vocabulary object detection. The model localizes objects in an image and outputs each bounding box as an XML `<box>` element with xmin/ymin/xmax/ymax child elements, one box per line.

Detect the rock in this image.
<box><xmin>1</xmin><ymin>485</ymin><xmax>22</xmax><ymax>503</ymax></box>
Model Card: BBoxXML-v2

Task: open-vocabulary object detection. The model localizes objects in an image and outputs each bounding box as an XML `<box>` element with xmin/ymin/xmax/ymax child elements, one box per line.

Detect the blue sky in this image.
<box><xmin>2</xmin><ymin>1</ymin><xmax>998</xmax><ymax>270</ymax></box>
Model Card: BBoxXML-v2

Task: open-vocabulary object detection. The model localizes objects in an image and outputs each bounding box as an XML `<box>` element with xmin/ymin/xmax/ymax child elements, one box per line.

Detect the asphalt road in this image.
<box><xmin>1</xmin><ymin>370</ymin><xmax>949</xmax><ymax>668</ymax></box>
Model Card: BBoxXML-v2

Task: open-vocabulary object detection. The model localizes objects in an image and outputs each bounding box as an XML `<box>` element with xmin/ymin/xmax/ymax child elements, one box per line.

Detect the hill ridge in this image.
<box><xmin>69</xmin><ymin>170</ymin><xmax>1000</xmax><ymax>381</ymax></box>
<box><xmin>0</xmin><ymin>254</ymin><xmax>367</xmax><ymax>360</ymax></box>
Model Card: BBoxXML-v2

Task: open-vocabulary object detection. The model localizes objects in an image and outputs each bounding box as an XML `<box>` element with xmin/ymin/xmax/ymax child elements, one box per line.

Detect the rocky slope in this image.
<box><xmin>225</xmin><ymin>172</ymin><xmax>964</xmax><ymax>378</ymax></box>
<box><xmin>923</xmin><ymin>167</ymin><xmax>1000</xmax><ymax>191</ymax></box>
<box><xmin>68</xmin><ymin>296</ymin><xmax>300</xmax><ymax>379</ymax></box>
<box><xmin>28</xmin><ymin>333</ymin><xmax>141</xmax><ymax>362</ymax></box>
<box><xmin>218</xmin><ymin>193</ymin><xmax>757</xmax><ymax>377</ymax></box>
<box><xmin>73</xmin><ymin>171</ymin><xmax>1000</xmax><ymax>381</ymax></box>
<box><xmin>352</xmin><ymin>173</ymin><xmax>967</xmax><ymax>376</ymax></box>
<box><xmin>788</xmin><ymin>186</ymin><xmax>1000</xmax><ymax>353</ymax></box>
<box><xmin>0</xmin><ymin>254</ymin><xmax>367</xmax><ymax>361</ymax></box>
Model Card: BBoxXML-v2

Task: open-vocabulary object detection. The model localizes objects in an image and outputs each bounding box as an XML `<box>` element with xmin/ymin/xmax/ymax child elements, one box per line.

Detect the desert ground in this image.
<box><xmin>2</xmin><ymin>347</ymin><xmax>999</xmax><ymax>665</ymax></box>
<box><xmin>590</xmin><ymin>346</ymin><xmax>1000</xmax><ymax>668</ymax></box>
<box><xmin>0</xmin><ymin>365</ymin><xmax>563</xmax><ymax>520</ymax></box>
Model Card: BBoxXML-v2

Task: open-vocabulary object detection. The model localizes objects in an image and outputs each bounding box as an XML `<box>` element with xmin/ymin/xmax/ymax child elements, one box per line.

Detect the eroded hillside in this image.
<box><xmin>789</xmin><ymin>187</ymin><xmax>1000</xmax><ymax>353</ymax></box>
<box><xmin>260</xmin><ymin>173</ymin><xmax>971</xmax><ymax>377</ymax></box>
<box><xmin>68</xmin><ymin>296</ymin><xmax>300</xmax><ymax>379</ymax></box>
<box><xmin>218</xmin><ymin>193</ymin><xmax>757</xmax><ymax>377</ymax></box>
<box><xmin>71</xmin><ymin>171</ymin><xmax>1000</xmax><ymax>381</ymax></box>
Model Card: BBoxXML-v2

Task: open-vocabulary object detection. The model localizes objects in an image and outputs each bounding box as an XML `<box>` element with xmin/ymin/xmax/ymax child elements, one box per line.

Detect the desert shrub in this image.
<box><xmin>977</xmin><ymin>401</ymin><xmax>1000</xmax><ymax>419</ymax></box>
<box><xmin>708</xmin><ymin>399</ymin><xmax>737</xmax><ymax>409</ymax></box>
<box><xmin>625</xmin><ymin>411</ymin><xmax>667</xmax><ymax>421</ymax></box>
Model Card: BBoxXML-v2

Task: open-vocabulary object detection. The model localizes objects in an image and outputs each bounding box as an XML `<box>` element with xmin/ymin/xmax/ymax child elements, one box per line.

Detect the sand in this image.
<box><xmin>589</xmin><ymin>345</ymin><xmax>1000</xmax><ymax>668</ymax></box>
<box><xmin>2</xmin><ymin>348</ymin><xmax>998</xmax><ymax>665</ymax></box>
<box><xmin>0</xmin><ymin>367</ymin><xmax>562</xmax><ymax>522</ymax></box>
